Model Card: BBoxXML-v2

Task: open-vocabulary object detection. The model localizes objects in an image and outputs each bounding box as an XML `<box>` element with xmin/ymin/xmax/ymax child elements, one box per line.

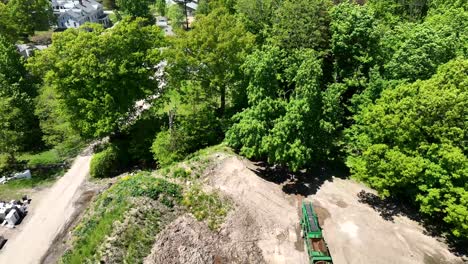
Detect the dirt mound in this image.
<box><xmin>144</xmin><ymin>212</ymin><xmax>265</xmax><ymax>264</ymax></box>
<box><xmin>208</xmin><ymin>157</ymin><xmax>308</xmax><ymax>264</ymax></box>
<box><xmin>146</xmin><ymin>155</ymin><xmax>308</xmax><ymax>264</ymax></box>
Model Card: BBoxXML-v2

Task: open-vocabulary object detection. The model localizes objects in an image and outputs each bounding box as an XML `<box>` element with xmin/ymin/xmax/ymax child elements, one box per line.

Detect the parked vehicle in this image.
<box><xmin>300</xmin><ymin>201</ymin><xmax>333</xmax><ymax>264</ymax></box>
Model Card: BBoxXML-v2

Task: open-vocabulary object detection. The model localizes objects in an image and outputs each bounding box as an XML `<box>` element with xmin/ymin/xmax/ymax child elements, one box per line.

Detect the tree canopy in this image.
<box><xmin>0</xmin><ymin>0</ymin><xmax>54</xmax><ymax>41</ymax></box>
<box><xmin>0</xmin><ymin>35</ymin><xmax>40</xmax><ymax>158</ymax></box>
<box><xmin>346</xmin><ymin>58</ymin><xmax>468</xmax><ymax>237</ymax></box>
<box><xmin>115</xmin><ymin>0</ymin><xmax>154</xmax><ymax>19</ymax></box>
<box><xmin>28</xmin><ymin>19</ymin><xmax>165</xmax><ymax>139</ymax></box>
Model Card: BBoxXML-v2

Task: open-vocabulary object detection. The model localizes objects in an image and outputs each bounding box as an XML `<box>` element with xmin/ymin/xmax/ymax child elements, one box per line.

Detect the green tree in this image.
<box><xmin>167</xmin><ymin>4</ymin><xmax>185</xmax><ymax>28</ymax></box>
<box><xmin>28</xmin><ymin>19</ymin><xmax>165</xmax><ymax>139</ymax></box>
<box><xmin>227</xmin><ymin>47</ymin><xmax>335</xmax><ymax>171</ymax></box>
<box><xmin>367</xmin><ymin>0</ymin><xmax>429</xmax><ymax>22</ymax></box>
<box><xmin>5</xmin><ymin>0</ymin><xmax>54</xmax><ymax>39</ymax></box>
<box><xmin>165</xmin><ymin>7</ymin><xmax>255</xmax><ymax>115</ymax></box>
<box><xmin>331</xmin><ymin>2</ymin><xmax>380</xmax><ymax>82</ymax></box>
<box><xmin>346</xmin><ymin>58</ymin><xmax>468</xmax><ymax>237</ymax></box>
<box><xmin>385</xmin><ymin>23</ymin><xmax>458</xmax><ymax>81</ymax></box>
<box><xmin>270</xmin><ymin>0</ymin><xmax>332</xmax><ymax>50</ymax></box>
<box><xmin>0</xmin><ymin>35</ymin><xmax>40</xmax><ymax>160</ymax></box>
<box><xmin>151</xmin><ymin>81</ymin><xmax>222</xmax><ymax>166</ymax></box>
<box><xmin>155</xmin><ymin>0</ymin><xmax>167</xmax><ymax>16</ymax></box>
<box><xmin>116</xmin><ymin>0</ymin><xmax>154</xmax><ymax>18</ymax></box>
<box><xmin>235</xmin><ymin>0</ymin><xmax>280</xmax><ymax>39</ymax></box>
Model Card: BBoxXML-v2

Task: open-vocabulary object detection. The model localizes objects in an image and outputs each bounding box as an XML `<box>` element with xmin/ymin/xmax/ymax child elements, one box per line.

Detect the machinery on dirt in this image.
<box><xmin>300</xmin><ymin>201</ymin><xmax>333</xmax><ymax>264</ymax></box>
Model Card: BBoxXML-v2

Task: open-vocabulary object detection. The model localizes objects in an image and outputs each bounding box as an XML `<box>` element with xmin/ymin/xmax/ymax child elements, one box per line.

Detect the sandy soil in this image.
<box><xmin>147</xmin><ymin>154</ymin><xmax>465</xmax><ymax>264</ymax></box>
<box><xmin>209</xmin><ymin>156</ymin><xmax>309</xmax><ymax>264</ymax></box>
<box><xmin>0</xmin><ymin>154</ymin><xmax>92</xmax><ymax>264</ymax></box>
<box><xmin>311</xmin><ymin>178</ymin><xmax>465</xmax><ymax>264</ymax></box>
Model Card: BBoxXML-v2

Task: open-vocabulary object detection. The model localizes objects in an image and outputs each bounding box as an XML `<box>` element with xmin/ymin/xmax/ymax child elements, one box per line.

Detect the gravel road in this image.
<box><xmin>0</xmin><ymin>154</ymin><xmax>92</xmax><ymax>264</ymax></box>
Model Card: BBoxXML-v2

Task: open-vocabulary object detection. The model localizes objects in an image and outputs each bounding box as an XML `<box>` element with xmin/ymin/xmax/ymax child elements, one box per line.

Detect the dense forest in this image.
<box><xmin>0</xmin><ymin>0</ymin><xmax>467</xmax><ymax>239</ymax></box>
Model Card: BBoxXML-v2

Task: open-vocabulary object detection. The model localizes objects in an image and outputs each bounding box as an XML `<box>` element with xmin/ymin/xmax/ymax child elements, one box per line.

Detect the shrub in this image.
<box><xmin>151</xmin><ymin>130</ymin><xmax>186</xmax><ymax>167</ymax></box>
<box><xmin>90</xmin><ymin>146</ymin><xmax>120</xmax><ymax>178</ymax></box>
<box><xmin>172</xmin><ymin>167</ymin><xmax>191</xmax><ymax>178</ymax></box>
<box><xmin>182</xmin><ymin>185</ymin><xmax>230</xmax><ymax>230</ymax></box>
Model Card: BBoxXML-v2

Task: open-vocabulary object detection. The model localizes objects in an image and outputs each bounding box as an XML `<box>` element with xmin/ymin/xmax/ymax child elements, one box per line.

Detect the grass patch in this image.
<box><xmin>61</xmin><ymin>172</ymin><xmax>182</xmax><ymax>264</ymax></box>
<box><xmin>182</xmin><ymin>185</ymin><xmax>230</xmax><ymax>230</ymax></box>
<box><xmin>185</xmin><ymin>143</ymin><xmax>234</xmax><ymax>161</ymax></box>
<box><xmin>171</xmin><ymin>167</ymin><xmax>191</xmax><ymax>178</ymax></box>
<box><xmin>18</xmin><ymin>149</ymin><xmax>64</xmax><ymax>167</ymax></box>
<box><xmin>0</xmin><ymin>167</ymin><xmax>65</xmax><ymax>200</ymax></box>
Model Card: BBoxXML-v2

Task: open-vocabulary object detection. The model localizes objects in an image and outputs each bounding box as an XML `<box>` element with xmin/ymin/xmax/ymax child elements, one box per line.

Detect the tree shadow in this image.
<box><xmin>250</xmin><ymin>160</ymin><xmax>349</xmax><ymax>196</ymax></box>
<box><xmin>357</xmin><ymin>190</ymin><xmax>468</xmax><ymax>258</ymax></box>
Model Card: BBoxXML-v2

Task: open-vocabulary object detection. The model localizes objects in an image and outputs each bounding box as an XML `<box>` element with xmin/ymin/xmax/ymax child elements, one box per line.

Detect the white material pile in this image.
<box><xmin>0</xmin><ymin>170</ymin><xmax>32</xmax><ymax>185</ymax></box>
<box><xmin>0</xmin><ymin>198</ymin><xmax>29</xmax><ymax>228</ymax></box>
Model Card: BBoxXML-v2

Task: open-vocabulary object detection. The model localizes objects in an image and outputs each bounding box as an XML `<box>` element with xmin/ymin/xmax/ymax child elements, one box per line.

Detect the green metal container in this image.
<box><xmin>300</xmin><ymin>201</ymin><xmax>333</xmax><ymax>264</ymax></box>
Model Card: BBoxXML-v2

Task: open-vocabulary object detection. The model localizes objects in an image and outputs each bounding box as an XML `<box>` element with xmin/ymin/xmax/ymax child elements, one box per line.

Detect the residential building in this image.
<box><xmin>51</xmin><ymin>0</ymin><xmax>110</xmax><ymax>29</ymax></box>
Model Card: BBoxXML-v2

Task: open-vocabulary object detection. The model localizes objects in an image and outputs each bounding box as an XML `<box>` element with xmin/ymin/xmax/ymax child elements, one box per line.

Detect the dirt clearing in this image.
<box><xmin>146</xmin><ymin>154</ymin><xmax>465</xmax><ymax>264</ymax></box>
<box><xmin>312</xmin><ymin>178</ymin><xmax>465</xmax><ymax>264</ymax></box>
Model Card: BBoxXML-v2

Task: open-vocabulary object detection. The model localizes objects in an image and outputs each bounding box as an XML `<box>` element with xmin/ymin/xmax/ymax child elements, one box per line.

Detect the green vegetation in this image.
<box><xmin>182</xmin><ymin>185</ymin><xmax>230</xmax><ymax>230</ymax></box>
<box><xmin>115</xmin><ymin>0</ymin><xmax>154</xmax><ymax>19</ymax></box>
<box><xmin>90</xmin><ymin>146</ymin><xmax>120</xmax><ymax>178</ymax></box>
<box><xmin>0</xmin><ymin>167</ymin><xmax>64</xmax><ymax>200</ymax></box>
<box><xmin>0</xmin><ymin>0</ymin><xmax>54</xmax><ymax>42</ymax></box>
<box><xmin>0</xmin><ymin>0</ymin><xmax>466</xmax><ymax>244</ymax></box>
<box><xmin>346</xmin><ymin>58</ymin><xmax>468</xmax><ymax>237</ymax></box>
<box><xmin>61</xmin><ymin>173</ymin><xmax>182</xmax><ymax>264</ymax></box>
<box><xmin>27</xmin><ymin>19</ymin><xmax>164</xmax><ymax>139</ymax></box>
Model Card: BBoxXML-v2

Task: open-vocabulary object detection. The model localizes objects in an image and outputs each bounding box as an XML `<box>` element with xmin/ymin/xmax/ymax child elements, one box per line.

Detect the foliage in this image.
<box><xmin>367</xmin><ymin>0</ymin><xmax>429</xmax><ymax>22</ymax></box>
<box><xmin>115</xmin><ymin>0</ymin><xmax>154</xmax><ymax>18</ymax></box>
<box><xmin>346</xmin><ymin>58</ymin><xmax>468</xmax><ymax>237</ymax></box>
<box><xmin>90</xmin><ymin>146</ymin><xmax>120</xmax><ymax>178</ymax></box>
<box><xmin>226</xmin><ymin>47</ymin><xmax>337</xmax><ymax>171</ymax></box>
<box><xmin>235</xmin><ymin>0</ymin><xmax>279</xmax><ymax>37</ymax></box>
<box><xmin>155</xmin><ymin>0</ymin><xmax>167</xmax><ymax>16</ymax></box>
<box><xmin>171</xmin><ymin>167</ymin><xmax>190</xmax><ymax>178</ymax></box>
<box><xmin>167</xmin><ymin>4</ymin><xmax>185</xmax><ymax>29</ymax></box>
<box><xmin>0</xmin><ymin>35</ymin><xmax>41</xmax><ymax>161</ymax></box>
<box><xmin>182</xmin><ymin>185</ymin><xmax>230</xmax><ymax>230</ymax></box>
<box><xmin>61</xmin><ymin>173</ymin><xmax>182</xmax><ymax>264</ymax></box>
<box><xmin>331</xmin><ymin>2</ymin><xmax>380</xmax><ymax>82</ymax></box>
<box><xmin>28</xmin><ymin>19</ymin><xmax>165</xmax><ymax>139</ymax></box>
<box><xmin>385</xmin><ymin>20</ymin><xmax>459</xmax><ymax>81</ymax></box>
<box><xmin>0</xmin><ymin>0</ymin><xmax>54</xmax><ymax>41</ymax></box>
<box><xmin>270</xmin><ymin>0</ymin><xmax>332</xmax><ymax>50</ymax></box>
<box><xmin>165</xmin><ymin>7</ymin><xmax>255</xmax><ymax>115</ymax></box>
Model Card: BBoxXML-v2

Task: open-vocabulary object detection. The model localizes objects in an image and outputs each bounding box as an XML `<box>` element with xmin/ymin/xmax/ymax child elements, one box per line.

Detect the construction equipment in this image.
<box><xmin>300</xmin><ymin>201</ymin><xmax>333</xmax><ymax>264</ymax></box>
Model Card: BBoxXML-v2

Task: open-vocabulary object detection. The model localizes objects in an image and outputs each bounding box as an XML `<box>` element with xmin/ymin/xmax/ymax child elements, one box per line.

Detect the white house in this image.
<box><xmin>51</xmin><ymin>0</ymin><xmax>110</xmax><ymax>29</ymax></box>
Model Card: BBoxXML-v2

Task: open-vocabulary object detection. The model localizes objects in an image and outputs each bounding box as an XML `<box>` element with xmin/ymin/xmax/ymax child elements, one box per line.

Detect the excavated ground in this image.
<box><xmin>145</xmin><ymin>154</ymin><xmax>465</xmax><ymax>264</ymax></box>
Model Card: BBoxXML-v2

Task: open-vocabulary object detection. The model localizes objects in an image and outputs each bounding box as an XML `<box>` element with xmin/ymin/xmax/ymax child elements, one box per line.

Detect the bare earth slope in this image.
<box><xmin>0</xmin><ymin>154</ymin><xmax>91</xmax><ymax>264</ymax></box>
<box><xmin>146</xmin><ymin>154</ymin><xmax>464</xmax><ymax>264</ymax></box>
<box><xmin>210</xmin><ymin>157</ymin><xmax>308</xmax><ymax>264</ymax></box>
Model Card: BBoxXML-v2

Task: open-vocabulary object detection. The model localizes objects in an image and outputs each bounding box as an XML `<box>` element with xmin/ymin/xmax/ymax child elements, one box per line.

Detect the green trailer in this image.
<box><xmin>300</xmin><ymin>201</ymin><xmax>333</xmax><ymax>264</ymax></box>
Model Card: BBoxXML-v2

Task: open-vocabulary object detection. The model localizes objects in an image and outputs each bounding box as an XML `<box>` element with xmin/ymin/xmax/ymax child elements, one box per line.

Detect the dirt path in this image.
<box><xmin>0</xmin><ymin>154</ymin><xmax>92</xmax><ymax>264</ymax></box>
